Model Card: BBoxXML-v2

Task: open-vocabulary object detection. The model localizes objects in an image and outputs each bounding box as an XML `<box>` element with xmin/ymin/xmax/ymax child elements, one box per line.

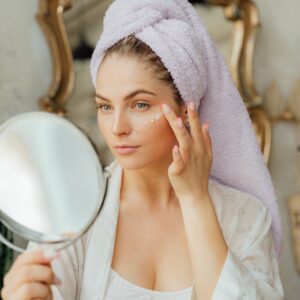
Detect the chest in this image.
<box><xmin>111</xmin><ymin>203</ymin><xmax>194</xmax><ymax>291</ymax></box>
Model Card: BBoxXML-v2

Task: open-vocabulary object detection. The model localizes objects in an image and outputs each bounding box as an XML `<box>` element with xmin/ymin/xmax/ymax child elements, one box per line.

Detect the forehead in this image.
<box><xmin>96</xmin><ymin>55</ymin><xmax>165</xmax><ymax>92</ymax></box>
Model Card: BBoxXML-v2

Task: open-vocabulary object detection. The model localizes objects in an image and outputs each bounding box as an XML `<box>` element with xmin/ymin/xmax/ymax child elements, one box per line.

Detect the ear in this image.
<box><xmin>179</xmin><ymin>104</ymin><xmax>188</xmax><ymax>125</ymax></box>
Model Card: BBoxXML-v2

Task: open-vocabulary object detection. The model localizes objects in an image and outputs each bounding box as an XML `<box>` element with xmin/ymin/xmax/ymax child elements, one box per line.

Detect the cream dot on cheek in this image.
<box><xmin>144</xmin><ymin>112</ymin><xmax>163</xmax><ymax>127</ymax></box>
<box><xmin>134</xmin><ymin>112</ymin><xmax>164</xmax><ymax>134</ymax></box>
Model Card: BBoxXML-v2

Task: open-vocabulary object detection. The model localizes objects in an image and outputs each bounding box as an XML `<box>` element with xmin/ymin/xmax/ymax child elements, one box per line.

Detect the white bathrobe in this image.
<box><xmin>27</xmin><ymin>160</ymin><xmax>284</xmax><ymax>299</ymax></box>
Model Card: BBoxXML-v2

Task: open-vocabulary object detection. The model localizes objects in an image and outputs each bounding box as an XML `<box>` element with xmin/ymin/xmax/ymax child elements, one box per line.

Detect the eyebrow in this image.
<box><xmin>95</xmin><ymin>89</ymin><xmax>156</xmax><ymax>102</ymax></box>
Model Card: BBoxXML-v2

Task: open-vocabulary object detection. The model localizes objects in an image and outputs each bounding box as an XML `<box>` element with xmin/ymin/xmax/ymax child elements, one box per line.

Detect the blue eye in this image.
<box><xmin>96</xmin><ymin>102</ymin><xmax>150</xmax><ymax>112</ymax></box>
<box><xmin>135</xmin><ymin>103</ymin><xmax>150</xmax><ymax>110</ymax></box>
<box><xmin>97</xmin><ymin>104</ymin><xmax>111</xmax><ymax>112</ymax></box>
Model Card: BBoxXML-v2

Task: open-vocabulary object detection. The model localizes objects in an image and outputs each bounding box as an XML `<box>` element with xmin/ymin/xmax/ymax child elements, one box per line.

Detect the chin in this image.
<box><xmin>115</xmin><ymin>157</ymin><xmax>151</xmax><ymax>170</ymax></box>
<box><xmin>115</xmin><ymin>154</ymin><xmax>170</xmax><ymax>171</ymax></box>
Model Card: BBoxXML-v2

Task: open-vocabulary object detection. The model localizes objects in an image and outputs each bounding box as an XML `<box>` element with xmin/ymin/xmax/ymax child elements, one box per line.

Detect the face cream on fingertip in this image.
<box><xmin>155</xmin><ymin>112</ymin><xmax>163</xmax><ymax>120</ymax></box>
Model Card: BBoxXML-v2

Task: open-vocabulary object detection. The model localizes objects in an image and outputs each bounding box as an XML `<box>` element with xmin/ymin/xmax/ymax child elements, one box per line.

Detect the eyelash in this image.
<box><xmin>96</xmin><ymin>102</ymin><xmax>150</xmax><ymax>112</ymax></box>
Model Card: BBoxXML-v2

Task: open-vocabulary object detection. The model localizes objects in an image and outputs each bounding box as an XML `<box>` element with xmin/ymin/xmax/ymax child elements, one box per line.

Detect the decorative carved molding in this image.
<box><xmin>289</xmin><ymin>194</ymin><xmax>300</xmax><ymax>273</ymax></box>
<box><xmin>207</xmin><ymin>0</ymin><xmax>270</xmax><ymax>161</ymax></box>
<box><xmin>248</xmin><ymin>107</ymin><xmax>272</xmax><ymax>164</ymax></box>
<box><xmin>265</xmin><ymin>79</ymin><xmax>300</xmax><ymax>122</ymax></box>
<box><xmin>36</xmin><ymin>0</ymin><xmax>75</xmax><ymax>116</ymax></box>
<box><xmin>208</xmin><ymin>0</ymin><xmax>262</xmax><ymax>107</ymax></box>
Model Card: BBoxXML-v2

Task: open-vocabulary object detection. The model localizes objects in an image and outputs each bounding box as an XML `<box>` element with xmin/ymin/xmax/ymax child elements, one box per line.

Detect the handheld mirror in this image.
<box><xmin>0</xmin><ymin>112</ymin><xmax>107</xmax><ymax>252</ymax></box>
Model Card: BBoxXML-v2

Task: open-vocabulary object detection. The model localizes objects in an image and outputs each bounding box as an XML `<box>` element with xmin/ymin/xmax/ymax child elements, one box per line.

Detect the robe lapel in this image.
<box><xmin>80</xmin><ymin>160</ymin><xmax>122</xmax><ymax>300</ymax></box>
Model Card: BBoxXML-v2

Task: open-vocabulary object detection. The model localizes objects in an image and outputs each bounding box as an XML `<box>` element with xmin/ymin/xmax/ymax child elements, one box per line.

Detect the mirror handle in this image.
<box><xmin>0</xmin><ymin>232</ymin><xmax>25</xmax><ymax>253</ymax></box>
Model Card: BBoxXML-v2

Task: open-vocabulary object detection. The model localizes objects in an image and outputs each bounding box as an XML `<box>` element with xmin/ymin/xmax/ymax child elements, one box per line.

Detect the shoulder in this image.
<box><xmin>208</xmin><ymin>177</ymin><xmax>269</xmax><ymax>221</ymax></box>
<box><xmin>208</xmin><ymin>178</ymin><xmax>272</xmax><ymax>254</ymax></box>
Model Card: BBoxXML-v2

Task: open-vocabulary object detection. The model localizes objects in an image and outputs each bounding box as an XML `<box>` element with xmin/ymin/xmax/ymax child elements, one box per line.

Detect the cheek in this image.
<box><xmin>97</xmin><ymin>112</ymin><xmax>176</xmax><ymax>149</ymax></box>
<box><xmin>138</xmin><ymin>116</ymin><xmax>176</xmax><ymax>147</ymax></box>
<box><xmin>97</xmin><ymin>116</ymin><xmax>110</xmax><ymax>141</ymax></box>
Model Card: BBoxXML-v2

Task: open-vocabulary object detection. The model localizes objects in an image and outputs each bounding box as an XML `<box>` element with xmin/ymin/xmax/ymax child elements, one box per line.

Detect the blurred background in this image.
<box><xmin>0</xmin><ymin>0</ymin><xmax>299</xmax><ymax>298</ymax></box>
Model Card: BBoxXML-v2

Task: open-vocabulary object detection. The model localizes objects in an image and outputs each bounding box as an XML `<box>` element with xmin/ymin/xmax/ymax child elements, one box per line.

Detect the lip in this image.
<box><xmin>114</xmin><ymin>145</ymin><xmax>140</xmax><ymax>148</ymax></box>
<box><xmin>113</xmin><ymin>145</ymin><xmax>140</xmax><ymax>154</ymax></box>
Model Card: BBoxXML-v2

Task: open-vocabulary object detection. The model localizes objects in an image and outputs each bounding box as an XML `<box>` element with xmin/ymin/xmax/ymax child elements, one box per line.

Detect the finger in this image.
<box><xmin>173</xmin><ymin>144</ymin><xmax>184</xmax><ymax>166</ymax></box>
<box><xmin>9</xmin><ymin>250</ymin><xmax>59</xmax><ymax>274</ymax></box>
<box><xmin>19</xmin><ymin>265</ymin><xmax>58</xmax><ymax>288</ymax></box>
<box><xmin>13</xmin><ymin>282</ymin><xmax>52</xmax><ymax>300</ymax></box>
<box><xmin>4</xmin><ymin>251</ymin><xmax>60</xmax><ymax>292</ymax></box>
<box><xmin>187</xmin><ymin>102</ymin><xmax>205</xmax><ymax>150</ymax></box>
<box><xmin>1</xmin><ymin>285</ymin><xmax>7</xmax><ymax>299</ymax></box>
<box><xmin>203</xmin><ymin>123</ymin><xmax>213</xmax><ymax>158</ymax></box>
<box><xmin>4</xmin><ymin>253</ymin><xmax>48</xmax><ymax>288</ymax></box>
<box><xmin>162</xmin><ymin>104</ymin><xmax>191</xmax><ymax>157</ymax></box>
<box><xmin>7</xmin><ymin>264</ymin><xmax>59</xmax><ymax>293</ymax></box>
<box><xmin>170</xmin><ymin>145</ymin><xmax>185</xmax><ymax>175</ymax></box>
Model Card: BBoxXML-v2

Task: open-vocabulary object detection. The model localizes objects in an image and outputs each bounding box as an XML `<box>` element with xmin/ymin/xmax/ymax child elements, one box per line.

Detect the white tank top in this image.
<box><xmin>104</xmin><ymin>268</ymin><xmax>193</xmax><ymax>299</ymax></box>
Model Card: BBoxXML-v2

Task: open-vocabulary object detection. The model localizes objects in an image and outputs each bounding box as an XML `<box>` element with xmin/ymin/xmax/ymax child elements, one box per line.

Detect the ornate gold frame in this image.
<box><xmin>36</xmin><ymin>0</ymin><xmax>75</xmax><ymax>116</ymax></box>
<box><xmin>208</xmin><ymin>0</ymin><xmax>271</xmax><ymax>164</ymax></box>
<box><xmin>289</xmin><ymin>194</ymin><xmax>300</xmax><ymax>273</ymax></box>
<box><xmin>37</xmin><ymin>0</ymin><xmax>271</xmax><ymax>163</ymax></box>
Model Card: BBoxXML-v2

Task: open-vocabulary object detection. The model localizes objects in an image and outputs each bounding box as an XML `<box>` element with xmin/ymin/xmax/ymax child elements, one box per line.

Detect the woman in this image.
<box><xmin>1</xmin><ymin>0</ymin><xmax>284</xmax><ymax>299</ymax></box>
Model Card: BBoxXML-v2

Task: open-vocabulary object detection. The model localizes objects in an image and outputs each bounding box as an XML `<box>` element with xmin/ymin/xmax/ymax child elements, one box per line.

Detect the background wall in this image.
<box><xmin>0</xmin><ymin>0</ymin><xmax>52</xmax><ymax>124</ymax></box>
<box><xmin>254</xmin><ymin>0</ymin><xmax>300</xmax><ymax>101</ymax></box>
<box><xmin>253</xmin><ymin>2</ymin><xmax>300</xmax><ymax>297</ymax></box>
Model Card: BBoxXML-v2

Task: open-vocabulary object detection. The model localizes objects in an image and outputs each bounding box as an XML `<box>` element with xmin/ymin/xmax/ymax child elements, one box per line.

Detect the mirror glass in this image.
<box><xmin>0</xmin><ymin>112</ymin><xmax>104</xmax><ymax>251</ymax></box>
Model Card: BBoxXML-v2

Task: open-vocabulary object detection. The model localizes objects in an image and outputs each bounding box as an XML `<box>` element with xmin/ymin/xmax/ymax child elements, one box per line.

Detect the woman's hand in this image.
<box><xmin>162</xmin><ymin>101</ymin><xmax>213</xmax><ymax>201</ymax></box>
<box><xmin>1</xmin><ymin>250</ymin><xmax>60</xmax><ymax>300</ymax></box>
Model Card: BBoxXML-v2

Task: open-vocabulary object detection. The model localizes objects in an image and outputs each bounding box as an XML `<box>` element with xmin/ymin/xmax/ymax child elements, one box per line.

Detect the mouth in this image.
<box><xmin>113</xmin><ymin>145</ymin><xmax>140</xmax><ymax>154</ymax></box>
<box><xmin>113</xmin><ymin>145</ymin><xmax>140</xmax><ymax>148</ymax></box>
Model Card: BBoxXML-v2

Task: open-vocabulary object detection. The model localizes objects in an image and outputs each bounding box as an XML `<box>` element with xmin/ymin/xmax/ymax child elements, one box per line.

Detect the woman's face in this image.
<box><xmin>95</xmin><ymin>54</ymin><xmax>186</xmax><ymax>170</ymax></box>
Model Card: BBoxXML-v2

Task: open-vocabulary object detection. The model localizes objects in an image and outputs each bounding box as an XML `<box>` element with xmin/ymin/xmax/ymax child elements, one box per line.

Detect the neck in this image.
<box><xmin>120</xmin><ymin>158</ymin><xmax>178</xmax><ymax>210</ymax></box>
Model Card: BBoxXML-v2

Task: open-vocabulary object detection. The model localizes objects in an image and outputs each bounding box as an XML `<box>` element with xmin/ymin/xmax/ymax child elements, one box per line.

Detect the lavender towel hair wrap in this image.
<box><xmin>90</xmin><ymin>0</ymin><xmax>282</xmax><ymax>259</ymax></box>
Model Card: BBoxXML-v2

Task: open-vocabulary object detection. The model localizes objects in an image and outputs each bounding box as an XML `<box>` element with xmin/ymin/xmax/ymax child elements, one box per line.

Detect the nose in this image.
<box><xmin>111</xmin><ymin>111</ymin><xmax>131</xmax><ymax>136</ymax></box>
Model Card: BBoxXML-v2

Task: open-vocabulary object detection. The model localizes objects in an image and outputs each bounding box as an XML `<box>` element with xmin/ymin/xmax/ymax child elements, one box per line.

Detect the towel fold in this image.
<box><xmin>90</xmin><ymin>0</ymin><xmax>282</xmax><ymax>259</ymax></box>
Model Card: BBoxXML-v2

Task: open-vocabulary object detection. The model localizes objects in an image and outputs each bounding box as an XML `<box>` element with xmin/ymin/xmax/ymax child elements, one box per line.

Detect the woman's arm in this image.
<box><xmin>179</xmin><ymin>193</ymin><xmax>284</xmax><ymax>300</ymax></box>
<box><xmin>161</xmin><ymin>102</ymin><xmax>283</xmax><ymax>299</ymax></box>
<box><xmin>180</xmin><ymin>194</ymin><xmax>228</xmax><ymax>299</ymax></box>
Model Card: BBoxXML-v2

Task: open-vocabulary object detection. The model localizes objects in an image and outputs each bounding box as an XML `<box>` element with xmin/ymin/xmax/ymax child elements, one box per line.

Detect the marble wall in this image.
<box><xmin>0</xmin><ymin>0</ymin><xmax>52</xmax><ymax>124</ymax></box>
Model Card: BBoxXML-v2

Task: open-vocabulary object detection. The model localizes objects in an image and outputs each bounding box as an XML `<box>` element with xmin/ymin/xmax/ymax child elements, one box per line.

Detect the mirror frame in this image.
<box><xmin>36</xmin><ymin>0</ymin><xmax>75</xmax><ymax>116</ymax></box>
<box><xmin>36</xmin><ymin>0</ymin><xmax>271</xmax><ymax>163</ymax></box>
<box><xmin>289</xmin><ymin>193</ymin><xmax>300</xmax><ymax>273</ymax></box>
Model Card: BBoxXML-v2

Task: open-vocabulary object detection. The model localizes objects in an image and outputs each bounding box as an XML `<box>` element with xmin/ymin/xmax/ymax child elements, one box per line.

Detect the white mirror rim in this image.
<box><xmin>0</xmin><ymin>112</ymin><xmax>104</xmax><ymax>244</ymax></box>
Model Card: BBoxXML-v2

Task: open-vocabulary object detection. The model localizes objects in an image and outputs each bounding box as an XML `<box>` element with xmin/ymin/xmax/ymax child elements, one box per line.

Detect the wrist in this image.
<box><xmin>178</xmin><ymin>192</ymin><xmax>212</xmax><ymax>209</ymax></box>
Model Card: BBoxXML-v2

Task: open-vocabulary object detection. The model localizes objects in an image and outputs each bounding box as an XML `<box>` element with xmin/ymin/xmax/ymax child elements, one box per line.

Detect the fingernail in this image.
<box><xmin>205</xmin><ymin>122</ymin><xmax>209</xmax><ymax>131</ymax></box>
<box><xmin>54</xmin><ymin>275</ymin><xmax>62</xmax><ymax>285</ymax></box>
<box><xmin>188</xmin><ymin>102</ymin><xmax>195</xmax><ymax>111</ymax></box>
<box><xmin>43</xmin><ymin>250</ymin><xmax>60</xmax><ymax>261</ymax></box>
<box><xmin>162</xmin><ymin>104</ymin><xmax>170</xmax><ymax>113</ymax></box>
<box><xmin>173</xmin><ymin>145</ymin><xmax>179</xmax><ymax>154</ymax></box>
<box><xmin>177</xmin><ymin>118</ymin><xmax>183</xmax><ymax>128</ymax></box>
